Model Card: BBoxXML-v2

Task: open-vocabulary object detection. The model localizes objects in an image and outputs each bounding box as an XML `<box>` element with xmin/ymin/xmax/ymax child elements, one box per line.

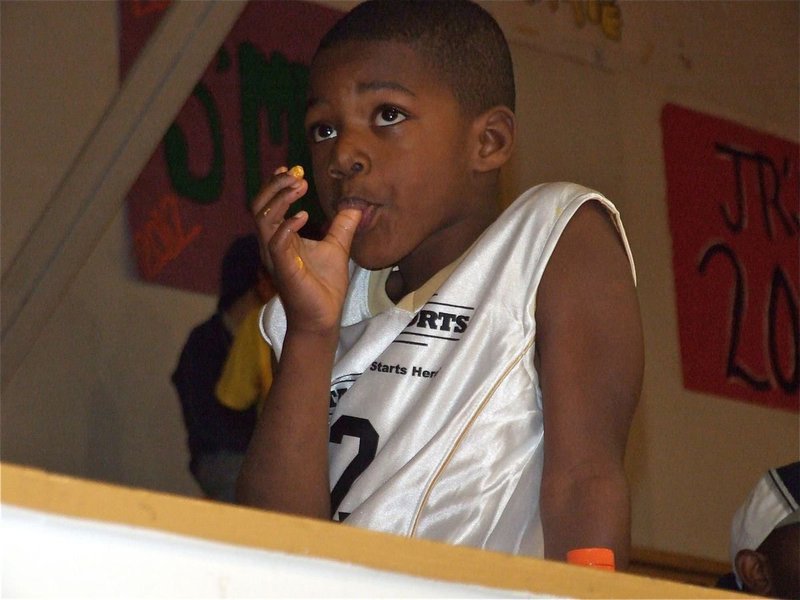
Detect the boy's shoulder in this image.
<box><xmin>493</xmin><ymin>182</ymin><xmax>611</xmax><ymax>233</ymax></box>
<box><xmin>504</xmin><ymin>182</ymin><xmax>604</xmax><ymax>212</ymax></box>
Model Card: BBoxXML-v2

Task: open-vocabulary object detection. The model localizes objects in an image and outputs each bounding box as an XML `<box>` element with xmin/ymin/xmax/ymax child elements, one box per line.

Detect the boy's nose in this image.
<box><xmin>327</xmin><ymin>135</ymin><xmax>369</xmax><ymax>179</ymax></box>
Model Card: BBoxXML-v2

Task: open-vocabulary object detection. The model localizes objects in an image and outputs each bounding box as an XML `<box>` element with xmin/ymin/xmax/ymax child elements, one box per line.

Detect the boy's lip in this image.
<box><xmin>335</xmin><ymin>195</ymin><xmax>374</xmax><ymax>210</ymax></box>
<box><xmin>334</xmin><ymin>196</ymin><xmax>379</xmax><ymax>232</ymax></box>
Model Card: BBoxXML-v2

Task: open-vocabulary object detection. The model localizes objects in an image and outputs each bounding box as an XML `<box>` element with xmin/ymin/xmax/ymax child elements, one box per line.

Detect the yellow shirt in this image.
<box><xmin>216</xmin><ymin>306</ymin><xmax>272</xmax><ymax>412</ymax></box>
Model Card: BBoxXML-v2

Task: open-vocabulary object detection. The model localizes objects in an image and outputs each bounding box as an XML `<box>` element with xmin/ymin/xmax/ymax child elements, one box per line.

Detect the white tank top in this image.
<box><xmin>261</xmin><ymin>182</ymin><xmax>636</xmax><ymax>556</ymax></box>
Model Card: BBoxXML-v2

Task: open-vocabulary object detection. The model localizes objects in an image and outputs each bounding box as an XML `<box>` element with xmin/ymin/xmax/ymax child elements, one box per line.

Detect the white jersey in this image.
<box><xmin>261</xmin><ymin>182</ymin><xmax>636</xmax><ymax>557</ymax></box>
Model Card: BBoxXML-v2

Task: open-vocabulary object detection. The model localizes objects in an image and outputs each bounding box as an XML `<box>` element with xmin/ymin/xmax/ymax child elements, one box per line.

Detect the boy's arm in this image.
<box><xmin>535</xmin><ymin>200</ymin><xmax>644</xmax><ymax>569</ymax></box>
<box><xmin>236</xmin><ymin>169</ymin><xmax>362</xmax><ymax>519</ymax></box>
<box><xmin>236</xmin><ymin>327</ymin><xmax>336</xmax><ymax>518</ymax></box>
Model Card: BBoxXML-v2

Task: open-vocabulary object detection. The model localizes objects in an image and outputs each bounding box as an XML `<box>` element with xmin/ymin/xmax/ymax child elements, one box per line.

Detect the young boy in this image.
<box><xmin>238</xmin><ymin>0</ymin><xmax>643</xmax><ymax>568</ymax></box>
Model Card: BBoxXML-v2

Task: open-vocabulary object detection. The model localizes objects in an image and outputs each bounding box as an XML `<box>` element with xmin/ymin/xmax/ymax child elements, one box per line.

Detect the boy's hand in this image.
<box><xmin>252</xmin><ymin>166</ymin><xmax>362</xmax><ymax>336</ymax></box>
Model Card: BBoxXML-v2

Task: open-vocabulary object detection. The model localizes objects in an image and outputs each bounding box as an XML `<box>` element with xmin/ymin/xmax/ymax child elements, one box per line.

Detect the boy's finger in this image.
<box><xmin>326</xmin><ymin>208</ymin><xmax>362</xmax><ymax>255</ymax></box>
<box><xmin>251</xmin><ymin>171</ymin><xmax>307</xmax><ymax>220</ymax></box>
<box><xmin>269</xmin><ymin>211</ymin><xmax>309</xmax><ymax>257</ymax></box>
<box><xmin>269</xmin><ymin>212</ymin><xmax>310</xmax><ymax>278</ymax></box>
<box><xmin>253</xmin><ymin>180</ymin><xmax>308</xmax><ymax>244</ymax></box>
<box><xmin>253</xmin><ymin>181</ymin><xmax>307</xmax><ymax>221</ymax></box>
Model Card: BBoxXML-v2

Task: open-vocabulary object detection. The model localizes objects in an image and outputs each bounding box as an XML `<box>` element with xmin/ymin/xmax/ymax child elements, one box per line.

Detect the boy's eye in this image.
<box><xmin>374</xmin><ymin>106</ymin><xmax>407</xmax><ymax>127</ymax></box>
<box><xmin>311</xmin><ymin>123</ymin><xmax>337</xmax><ymax>143</ymax></box>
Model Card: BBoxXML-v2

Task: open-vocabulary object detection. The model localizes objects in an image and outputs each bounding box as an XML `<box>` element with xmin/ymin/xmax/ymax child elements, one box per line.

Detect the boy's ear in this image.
<box><xmin>735</xmin><ymin>549</ymin><xmax>773</xmax><ymax>596</ymax></box>
<box><xmin>472</xmin><ymin>106</ymin><xmax>515</xmax><ymax>172</ymax></box>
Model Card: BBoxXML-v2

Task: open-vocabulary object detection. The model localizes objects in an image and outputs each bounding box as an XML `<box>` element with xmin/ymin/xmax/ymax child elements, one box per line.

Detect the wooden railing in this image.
<box><xmin>1</xmin><ymin>462</ymin><xmax>741</xmax><ymax>598</ymax></box>
<box><xmin>629</xmin><ymin>547</ymin><xmax>729</xmax><ymax>589</ymax></box>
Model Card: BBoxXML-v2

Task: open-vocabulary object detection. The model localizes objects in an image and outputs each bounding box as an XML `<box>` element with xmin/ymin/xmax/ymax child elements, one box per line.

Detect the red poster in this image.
<box><xmin>661</xmin><ymin>103</ymin><xmax>799</xmax><ymax>412</ymax></box>
<box><xmin>120</xmin><ymin>0</ymin><xmax>343</xmax><ymax>294</ymax></box>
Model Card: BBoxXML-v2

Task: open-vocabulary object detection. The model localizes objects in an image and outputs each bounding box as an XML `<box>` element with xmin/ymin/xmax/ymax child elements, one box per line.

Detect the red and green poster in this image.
<box><xmin>120</xmin><ymin>0</ymin><xmax>342</xmax><ymax>294</ymax></box>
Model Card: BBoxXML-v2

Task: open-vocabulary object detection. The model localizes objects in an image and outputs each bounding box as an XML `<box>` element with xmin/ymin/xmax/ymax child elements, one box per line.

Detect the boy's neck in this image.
<box><xmin>387</xmin><ymin>197</ymin><xmax>500</xmax><ymax>303</ymax></box>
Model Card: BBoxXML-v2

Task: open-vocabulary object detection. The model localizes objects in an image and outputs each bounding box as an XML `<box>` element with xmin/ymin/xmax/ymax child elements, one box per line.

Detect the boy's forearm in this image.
<box><xmin>236</xmin><ymin>329</ymin><xmax>338</xmax><ymax>519</ymax></box>
<box><xmin>541</xmin><ymin>467</ymin><xmax>631</xmax><ymax>569</ymax></box>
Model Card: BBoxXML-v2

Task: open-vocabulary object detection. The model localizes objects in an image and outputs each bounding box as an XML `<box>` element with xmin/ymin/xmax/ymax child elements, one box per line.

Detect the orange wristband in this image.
<box><xmin>566</xmin><ymin>547</ymin><xmax>615</xmax><ymax>571</ymax></box>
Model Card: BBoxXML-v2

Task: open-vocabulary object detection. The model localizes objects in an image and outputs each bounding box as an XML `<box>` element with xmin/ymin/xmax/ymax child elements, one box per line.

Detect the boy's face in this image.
<box><xmin>306</xmin><ymin>40</ymin><xmax>483</xmax><ymax>271</ymax></box>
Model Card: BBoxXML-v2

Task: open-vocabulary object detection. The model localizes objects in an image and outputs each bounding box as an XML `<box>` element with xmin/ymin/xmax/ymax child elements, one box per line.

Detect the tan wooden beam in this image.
<box><xmin>0</xmin><ymin>0</ymin><xmax>247</xmax><ymax>390</ymax></box>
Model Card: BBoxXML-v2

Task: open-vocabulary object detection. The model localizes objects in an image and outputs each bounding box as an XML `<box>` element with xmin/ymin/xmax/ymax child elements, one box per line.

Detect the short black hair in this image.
<box><xmin>218</xmin><ymin>234</ymin><xmax>262</xmax><ymax>313</ymax></box>
<box><xmin>315</xmin><ymin>0</ymin><xmax>515</xmax><ymax>115</ymax></box>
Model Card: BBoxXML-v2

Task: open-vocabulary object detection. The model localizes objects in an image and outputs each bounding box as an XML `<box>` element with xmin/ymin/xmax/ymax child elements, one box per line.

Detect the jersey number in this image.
<box><xmin>329</xmin><ymin>415</ymin><xmax>378</xmax><ymax>519</ymax></box>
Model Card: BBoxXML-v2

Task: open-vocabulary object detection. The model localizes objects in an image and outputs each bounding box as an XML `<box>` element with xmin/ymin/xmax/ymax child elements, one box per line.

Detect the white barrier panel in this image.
<box><xmin>2</xmin><ymin>505</ymin><xmax>535</xmax><ymax>598</ymax></box>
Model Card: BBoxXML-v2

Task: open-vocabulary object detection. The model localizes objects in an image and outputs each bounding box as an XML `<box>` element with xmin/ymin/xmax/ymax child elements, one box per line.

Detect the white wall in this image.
<box><xmin>1</xmin><ymin>0</ymin><xmax>204</xmax><ymax>497</ymax></box>
<box><xmin>1</xmin><ymin>0</ymin><xmax>797</xmax><ymax>562</ymax></box>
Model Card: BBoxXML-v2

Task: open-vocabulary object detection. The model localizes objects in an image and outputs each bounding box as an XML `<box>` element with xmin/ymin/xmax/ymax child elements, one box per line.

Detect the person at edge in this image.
<box><xmin>238</xmin><ymin>0</ymin><xmax>643</xmax><ymax>568</ymax></box>
<box><xmin>172</xmin><ymin>235</ymin><xmax>267</xmax><ymax>502</ymax></box>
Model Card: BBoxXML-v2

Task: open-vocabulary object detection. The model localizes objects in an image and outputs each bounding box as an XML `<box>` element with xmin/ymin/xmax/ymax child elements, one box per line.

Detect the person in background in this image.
<box><xmin>716</xmin><ymin>461</ymin><xmax>799</xmax><ymax>599</ymax></box>
<box><xmin>171</xmin><ymin>234</ymin><xmax>270</xmax><ymax>503</ymax></box>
